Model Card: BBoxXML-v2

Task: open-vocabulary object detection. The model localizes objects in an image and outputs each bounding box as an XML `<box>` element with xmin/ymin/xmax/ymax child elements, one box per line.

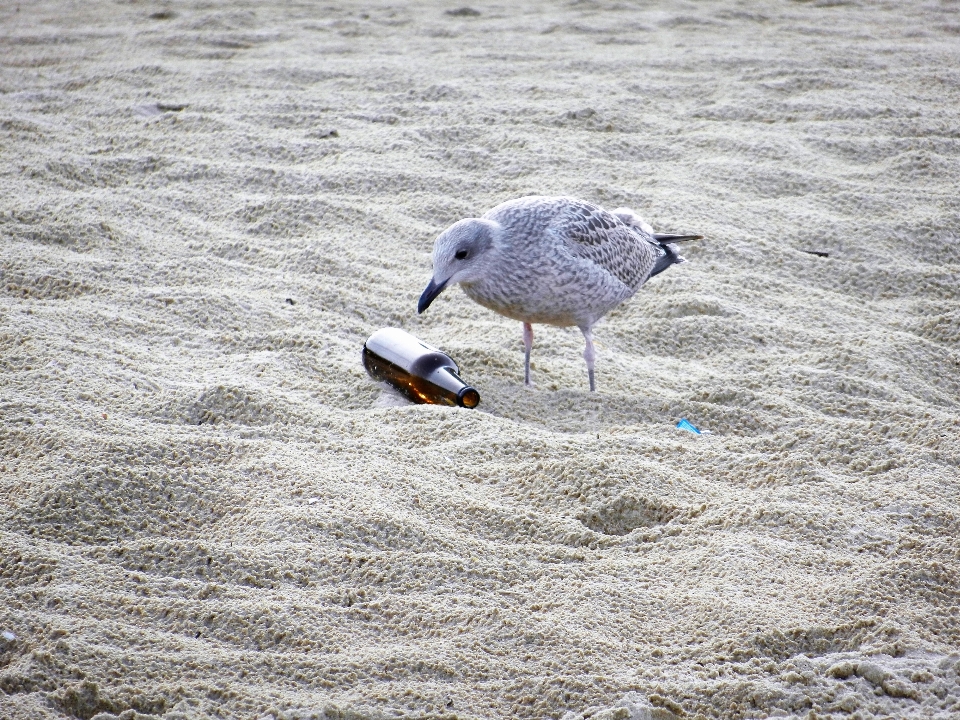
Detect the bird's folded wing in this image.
<box><xmin>553</xmin><ymin>200</ymin><xmax>659</xmax><ymax>290</ymax></box>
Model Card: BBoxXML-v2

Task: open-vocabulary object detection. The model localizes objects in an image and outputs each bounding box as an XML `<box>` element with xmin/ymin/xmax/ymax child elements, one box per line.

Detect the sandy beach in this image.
<box><xmin>2</xmin><ymin>1</ymin><xmax>959</xmax><ymax>718</ymax></box>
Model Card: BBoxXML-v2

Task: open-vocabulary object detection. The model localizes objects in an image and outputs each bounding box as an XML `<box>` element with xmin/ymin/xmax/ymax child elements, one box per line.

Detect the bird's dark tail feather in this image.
<box><xmin>648</xmin><ymin>234</ymin><xmax>702</xmax><ymax>278</ymax></box>
<box><xmin>653</xmin><ymin>233</ymin><xmax>703</xmax><ymax>243</ymax></box>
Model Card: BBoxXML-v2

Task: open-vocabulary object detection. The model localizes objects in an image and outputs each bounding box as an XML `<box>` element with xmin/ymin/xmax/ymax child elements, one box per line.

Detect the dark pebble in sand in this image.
<box><xmin>134</xmin><ymin>103</ymin><xmax>186</xmax><ymax>118</ymax></box>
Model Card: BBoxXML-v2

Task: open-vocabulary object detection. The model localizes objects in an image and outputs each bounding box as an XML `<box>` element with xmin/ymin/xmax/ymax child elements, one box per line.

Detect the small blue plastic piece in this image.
<box><xmin>676</xmin><ymin>418</ymin><xmax>701</xmax><ymax>435</ymax></box>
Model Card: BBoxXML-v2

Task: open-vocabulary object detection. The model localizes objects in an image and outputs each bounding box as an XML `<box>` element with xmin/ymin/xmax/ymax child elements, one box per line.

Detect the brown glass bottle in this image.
<box><xmin>362</xmin><ymin>328</ymin><xmax>480</xmax><ymax>409</ymax></box>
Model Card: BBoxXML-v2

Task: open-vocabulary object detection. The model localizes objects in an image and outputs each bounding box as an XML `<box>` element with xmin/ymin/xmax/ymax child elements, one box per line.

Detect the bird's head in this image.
<box><xmin>417</xmin><ymin>218</ymin><xmax>498</xmax><ymax>314</ymax></box>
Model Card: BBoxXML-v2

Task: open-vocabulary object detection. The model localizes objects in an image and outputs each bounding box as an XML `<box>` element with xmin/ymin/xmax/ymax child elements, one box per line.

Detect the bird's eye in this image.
<box><xmin>455</xmin><ymin>249</ymin><xmax>469</xmax><ymax>260</ymax></box>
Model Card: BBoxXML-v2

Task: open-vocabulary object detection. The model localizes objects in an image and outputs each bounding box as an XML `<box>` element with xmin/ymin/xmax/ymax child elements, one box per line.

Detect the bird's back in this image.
<box><xmin>462</xmin><ymin>196</ymin><xmax>661</xmax><ymax>327</ymax></box>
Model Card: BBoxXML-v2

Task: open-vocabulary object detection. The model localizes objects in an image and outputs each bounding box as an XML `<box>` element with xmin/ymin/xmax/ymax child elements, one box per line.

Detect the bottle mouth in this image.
<box><xmin>458</xmin><ymin>386</ymin><xmax>481</xmax><ymax>409</ymax></box>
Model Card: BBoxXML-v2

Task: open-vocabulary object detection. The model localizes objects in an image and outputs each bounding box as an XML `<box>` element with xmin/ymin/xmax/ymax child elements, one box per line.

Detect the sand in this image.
<box><xmin>1</xmin><ymin>1</ymin><xmax>959</xmax><ymax>719</ymax></box>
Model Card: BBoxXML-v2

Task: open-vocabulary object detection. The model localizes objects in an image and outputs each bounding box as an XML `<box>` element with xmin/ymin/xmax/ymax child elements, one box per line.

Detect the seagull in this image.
<box><xmin>417</xmin><ymin>196</ymin><xmax>701</xmax><ymax>391</ymax></box>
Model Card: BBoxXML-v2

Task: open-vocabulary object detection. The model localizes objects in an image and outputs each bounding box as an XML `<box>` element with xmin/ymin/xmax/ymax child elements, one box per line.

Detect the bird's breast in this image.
<box><xmin>460</xmin><ymin>250</ymin><xmax>632</xmax><ymax>327</ymax></box>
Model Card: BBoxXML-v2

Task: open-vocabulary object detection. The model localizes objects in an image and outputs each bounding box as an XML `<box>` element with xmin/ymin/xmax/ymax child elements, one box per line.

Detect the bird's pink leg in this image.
<box><xmin>523</xmin><ymin>322</ymin><xmax>534</xmax><ymax>386</ymax></box>
<box><xmin>581</xmin><ymin>327</ymin><xmax>596</xmax><ymax>392</ymax></box>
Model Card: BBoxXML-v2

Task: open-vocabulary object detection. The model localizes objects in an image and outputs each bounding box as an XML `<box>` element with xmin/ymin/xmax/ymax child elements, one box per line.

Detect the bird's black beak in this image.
<box><xmin>417</xmin><ymin>277</ymin><xmax>448</xmax><ymax>314</ymax></box>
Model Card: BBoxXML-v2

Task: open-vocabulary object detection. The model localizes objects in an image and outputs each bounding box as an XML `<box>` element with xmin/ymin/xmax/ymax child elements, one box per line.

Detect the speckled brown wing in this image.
<box><xmin>551</xmin><ymin>199</ymin><xmax>659</xmax><ymax>292</ymax></box>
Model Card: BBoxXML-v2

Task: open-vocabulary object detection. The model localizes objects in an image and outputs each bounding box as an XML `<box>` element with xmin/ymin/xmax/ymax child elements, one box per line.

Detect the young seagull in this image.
<box><xmin>417</xmin><ymin>196</ymin><xmax>701</xmax><ymax>392</ymax></box>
